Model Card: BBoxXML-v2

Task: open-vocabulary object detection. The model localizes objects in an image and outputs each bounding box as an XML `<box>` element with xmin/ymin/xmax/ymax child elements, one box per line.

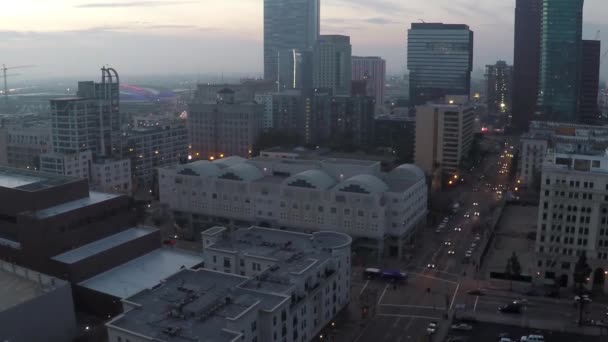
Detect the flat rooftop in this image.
<box><xmin>108</xmin><ymin>269</ymin><xmax>287</xmax><ymax>342</ymax></box>
<box><xmin>208</xmin><ymin>227</ymin><xmax>351</xmax><ymax>294</ymax></box>
<box><xmin>79</xmin><ymin>248</ymin><xmax>203</xmax><ymax>299</ymax></box>
<box><xmin>0</xmin><ymin>268</ymin><xmax>45</xmax><ymax>312</ymax></box>
<box><xmin>52</xmin><ymin>227</ymin><xmax>158</xmax><ymax>264</ymax></box>
<box><xmin>0</xmin><ymin>166</ymin><xmax>78</xmax><ymax>192</ymax></box>
<box><xmin>33</xmin><ymin>191</ymin><xmax>121</xmax><ymax>219</ymax></box>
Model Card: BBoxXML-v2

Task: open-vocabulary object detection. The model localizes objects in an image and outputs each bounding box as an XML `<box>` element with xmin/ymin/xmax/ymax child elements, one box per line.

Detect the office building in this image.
<box><xmin>0</xmin><ymin>166</ymin><xmax>137</xmax><ymax>278</ymax></box>
<box><xmin>512</xmin><ymin>0</ymin><xmax>542</xmax><ymax>132</ymax></box>
<box><xmin>534</xmin><ymin>147</ymin><xmax>608</xmax><ymax>292</ymax></box>
<box><xmin>313</xmin><ymin>35</ymin><xmax>352</xmax><ymax>96</ymax></box>
<box><xmin>121</xmin><ymin>115</ymin><xmax>188</xmax><ymax>191</ymax></box>
<box><xmin>485</xmin><ymin>61</ymin><xmax>513</xmax><ymax>114</ymax></box>
<box><xmin>264</xmin><ymin>0</ymin><xmax>320</xmax><ymax>81</ymax></box>
<box><xmin>352</xmin><ymin>56</ymin><xmax>386</xmax><ymax>110</ymax></box>
<box><xmin>108</xmin><ymin>225</ymin><xmax>351</xmax><ymax>342</ymax></box>
<box><xmin>278</xmin><ymin>48</ymin><xmax>313</xmax><ymax>91</ymax></box>
<box><xmin>195</xmin><ymin>80</ymin><xmax>277</xmax><ymax>103</ymax></box>
<box><xmin>254</xmin><ymin>94</ymin><xmax>275</xmax><ymax>129</ymax></box>
<box><xmin>159</xmin><ymin>155</ymin><xmax>427</xmax><ymax>257</ymax></box>
<box><xmin>374</xmin><ymin>115</ymin><xmax>416</xmax><ymax>163</ymax></box>
<box><xmin>415</xmin><ymin>96</ymin><xmax>475</xmax><ymax>176</ymax></box>
<box><xmin>407</xmin><ymin>23</ymin><xmax>474</xmax><ymax>106</ymax></box>
<box><xmin>0</xmin><ymin>262</ymin><xmax>76</xmax><ymax>342</ymax></box>
<box><xmin>519</xmin><ymin>121</ymin><xmax>608</xmax><ymax>186</ymax></box>
<box><xmin>89</xmin><ymin>158</ymin><xmax>132</xmax><ymax>194</ymax></box>
<box><xmin>579</xmin><ymin>40</ymin><xmax>601</xmax><ymax>124</ymax></box>
<box><xmin>0</xmin><ymin>119</ymin><xmax>50</xmax><ymax>169</ymax></box>
<box><xmin>537</xmin><ymin>0</ymin><xmax>584</xmax><ymax>122</ymax></box>
<box><xmin>188</xmin><ymin>88</ymin><xmax>264</xmax><ymax>160</ymax></box>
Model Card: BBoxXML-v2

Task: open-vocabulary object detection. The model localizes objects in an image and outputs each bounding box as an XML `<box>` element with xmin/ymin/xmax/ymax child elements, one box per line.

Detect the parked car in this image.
<box><xmin>498</xmin><ymin>302</ymin><xmax>522</xmax><ymax>314</ymax></box>
<box><xmin>450</xmin><ymin>323</ymin><xmax>473</xmax><ymax>331</ymax></box>
<box><xmin>520</xmin><ymin>334</ymin><xmax>544</xmax><ymax>341</ymax></box>
<box><xmin>426</xmin><ymin>322</ymin><xmax>438</xmax><ymax>335</ymax></box>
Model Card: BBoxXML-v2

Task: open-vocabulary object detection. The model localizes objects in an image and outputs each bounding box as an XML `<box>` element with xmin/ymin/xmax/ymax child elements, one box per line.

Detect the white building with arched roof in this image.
<box><xmin>159</xmin><ymin>155</ymin><xmax>427</xmax><ymax>257</ymax></box>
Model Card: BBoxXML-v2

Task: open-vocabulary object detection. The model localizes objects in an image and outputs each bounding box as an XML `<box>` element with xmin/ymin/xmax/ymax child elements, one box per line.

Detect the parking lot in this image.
<box><xmin>446</xmin><ymin>322</ymin><xmax>601</xmax><ymax>342</ymax></box>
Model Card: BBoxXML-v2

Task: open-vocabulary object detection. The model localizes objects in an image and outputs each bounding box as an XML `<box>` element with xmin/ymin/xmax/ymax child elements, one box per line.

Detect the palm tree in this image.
<box><xmin>505</xmin><ymin>252</ymin><xmax>522</xmax><ymax>291</ymax></box>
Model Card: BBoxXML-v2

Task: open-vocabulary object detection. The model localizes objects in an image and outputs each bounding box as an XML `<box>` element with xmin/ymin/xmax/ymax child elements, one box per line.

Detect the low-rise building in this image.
<box><xmin>90</xmin><ymin>158</ymin><xmax>132</xmax><ymax>194</ymax></box>
<box><xmin>534</xmin><ymin>147</ymin><xmax>608</xmax><ymax>292</ymax></box>
<box><xmin>107</xmin><ymin>226</ymin><xmax>352</xmax><ymax>342</ymax></box>
<box><xmin>0</xmin><ymin>120</ymin><xmax>51</xmax><ymax>170</ymax></box>
<box><xmin>0</xmin><ymin>261</ymin><xmax>77</xmax><ymax>342</ymax></box>
<box><xmin>159</xmin><ymin>155</ymin><xmax>427</xmax><ymax>257</ymax></box>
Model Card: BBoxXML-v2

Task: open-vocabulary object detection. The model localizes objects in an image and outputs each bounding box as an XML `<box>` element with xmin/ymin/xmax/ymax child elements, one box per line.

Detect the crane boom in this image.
<box><xmin>1</xmin><ymin>64</ymin><xmax>35</xmax><ymax>106</ymax></box>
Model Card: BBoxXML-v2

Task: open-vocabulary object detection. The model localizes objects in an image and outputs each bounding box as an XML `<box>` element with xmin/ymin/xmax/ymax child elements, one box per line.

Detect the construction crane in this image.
<box><xmin>2</xmin><ymin>64</ymin><xmax>34</xmax><ymax>106</ymax></box>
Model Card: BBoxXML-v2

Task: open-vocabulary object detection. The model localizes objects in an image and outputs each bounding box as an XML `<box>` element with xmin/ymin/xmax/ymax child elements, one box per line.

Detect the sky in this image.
<box><xmin>1</xmin><ymin>0</ymin><xmax>608</xmax><ymax>80</ymax></box>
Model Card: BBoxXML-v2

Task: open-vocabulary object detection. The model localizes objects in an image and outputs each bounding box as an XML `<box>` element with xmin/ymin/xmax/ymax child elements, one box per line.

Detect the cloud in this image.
<box><xmin>330</xmin><ymin>0</ymin><xmax>421</xmax><ymax>15</ymax></box>
<box><xmin>364</xmin><ymin>17</ymin><xmax>399</xmax><ymax>25</ymax></box>
<box><xmin>76</xmin><ymin>1</ymin><xmax>195</xmax><ymax>8</ymax></box>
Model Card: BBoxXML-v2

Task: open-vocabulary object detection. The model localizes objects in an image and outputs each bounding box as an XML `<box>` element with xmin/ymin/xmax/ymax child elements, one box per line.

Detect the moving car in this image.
<box><xmin>474</xmin><ymin>211</ymin><xmax>480</xmax><ymax>216</ymax></box>
<box><xmin>520</xmin><ymin>335</ymin><xmax>544</xmax><ymax>342</ymax></box>
<box><xmin>426</xmin><ymin>322</ymin><xmax>438</xmax><ymax>335</ymax></box>
<box><xmin>450</xmin><ymin>323</ymin><xmax>473</xmax><ymax>331</ymax></box>
<box><xmin>498</xmin><ymin>302</ymin><xmax>522</xmax><ymax>314</ymax></box>
<box><xmin>427</xmin><ymin>263</ymin><xmax>436</xmax><ymax>269</ymax></box>
<box><xmin>454</xmin><ymin>226</ymin><xmax>462</xmax><ymax>232</ymax></box>
<box><xmin>447</xmin><ymin>250</ymin><xmax>455</xmax><ymax>255</ymax></box>
<box><xmin>464</xmin><ymin>212</ymin><xmax>471</xmax><ymax>218</ymax></box>
<box><xmin>445</xmin><ymin>241</ymin><xmax>452</xmax><ymax>246</ymax></box>
<box><xmin>574</xmin><ymin>295</ymin><xmax>591</xmax><ymax>303</ymax></box>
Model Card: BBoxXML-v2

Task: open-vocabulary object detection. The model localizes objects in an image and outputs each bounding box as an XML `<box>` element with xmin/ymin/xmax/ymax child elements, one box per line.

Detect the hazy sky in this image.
<box><xmin>1</xmin><ymin>0</ymin><xmax>608</xmax><ymax>80</ymax></box>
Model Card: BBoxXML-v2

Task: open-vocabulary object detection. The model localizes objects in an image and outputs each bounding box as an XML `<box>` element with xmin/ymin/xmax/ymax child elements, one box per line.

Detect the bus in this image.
<box><xmin>363</xmin><ymin>268</ymin><xmax>408</xmax><ymax>283</ymax></box>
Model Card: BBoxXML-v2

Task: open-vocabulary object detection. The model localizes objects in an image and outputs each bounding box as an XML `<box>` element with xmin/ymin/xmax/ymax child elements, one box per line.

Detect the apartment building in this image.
<box><xmin>159</xmin><ymin>155</ymin><xmax>427</xmax><ymax>257</ymax></box>
<box><xmin>107</xmin><ymin>226</ymin><xmax>351</xmax><ymax>342</ymax></box>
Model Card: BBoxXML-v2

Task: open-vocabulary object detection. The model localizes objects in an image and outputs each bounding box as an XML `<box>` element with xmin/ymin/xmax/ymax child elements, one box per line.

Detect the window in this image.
<box><xmin>251</xmin><ymin>321</ymin><xmax>257</xmax><ymax>332</ymax></box>
<box><xmin>213</xmin><ymin>256</ymin><xmax>217</xmax><ymax>263</ymax></box>
<box><xmin>224</xmin><ymin>258</ymin><xmax>231</xmax><ymax>268</ymax></box>
<box><xmin>240</xmin><ymin>259</ymin><xmax>245</xmax><ymax>267</ymax></box>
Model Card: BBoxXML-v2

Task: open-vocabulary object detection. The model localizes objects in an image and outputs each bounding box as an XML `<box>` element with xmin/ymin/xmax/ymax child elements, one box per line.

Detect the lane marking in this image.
<box><xmin>409</xmin><ymin>272</ymin><xmax>458</xmax><ymax>285</ymax></box>
<box><xmin>359</xmin><ymin>280</ymin><xmax>370</xmax><ymax>295</ymax></box>
<box><xmin>449</xmin><ymin>283</ymin><xmax>460</xmax><ymax>310</ymax></box>
<box><xmin>380</xmin><ymin>303</ymin><xmax>436</xmax><ymax>309</ymax></box>
<box><xmin>377</xmin><ymin>313</ymin><xmax>441</xmax><ymax>320</ymax></box>
<box><xmin>474</xmin><ymin>296</ymin><xmax>479</xmax><ymax>312</ymax></box>
<box><xmin>353</xmin><ymin>316</ymin><xmax>375</xmax><ymax>342</ymax></box>
<box><xmin>377</xmin><ymin>284</ymin><xmax>389</xmax><ymax>305</ymax></box>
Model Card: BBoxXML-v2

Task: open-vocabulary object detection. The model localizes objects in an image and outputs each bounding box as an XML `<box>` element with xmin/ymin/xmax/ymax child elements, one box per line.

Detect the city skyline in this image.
<box><xmin>2</xmin><ymin>0</ymin><xmax>607</xmax><ymax>79</ymax></box>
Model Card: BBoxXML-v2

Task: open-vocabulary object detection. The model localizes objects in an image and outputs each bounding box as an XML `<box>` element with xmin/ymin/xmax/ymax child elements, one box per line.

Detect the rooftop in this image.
<box><xmin>79</xmin><ymin>248</ymin><xmax>203</xmax><ymax>299</ymax></box>
<box><xmin>32</xmin><ymin>191</ymin><xmax>121</xmax><ymax>219</ymax></box>
<box><xmin>108</xmin><ymin>268</ymin><xmax>287</xmax><ymax>342</ymax></box>
<box><xmin>0</xmin><ymin>166</ymin><xmax>78</xmax><ymax>191</ymax></box>
<box><xmin>52</xmin><ymin>227</ymin><xmax>158</xmax><ymax>264</ymax></box>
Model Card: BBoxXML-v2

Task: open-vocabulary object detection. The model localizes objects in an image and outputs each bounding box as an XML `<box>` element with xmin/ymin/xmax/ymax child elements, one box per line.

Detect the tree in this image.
<box><xmin>573</xmin><ymin>252</ymin><xmax>592</xmax><ymax>326</ymax></box>
<box><xmin>505</xmin><ymin>252</ymin><xmax>522</xmax><ymax>291</ymax></box>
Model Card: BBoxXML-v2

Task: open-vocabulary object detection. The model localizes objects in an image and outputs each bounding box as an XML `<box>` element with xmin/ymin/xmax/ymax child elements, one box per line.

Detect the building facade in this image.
<box><xmin>188</xmin><ymin>89</ymin><xmax>264</xmax><ymax>160</ymax></box>
<box><xmin>485</xmin><ymin>61</ymin><xmax>513</xmax><ymax>114</ymax></box>
<box><xmin>0</xmin><ymin>120</ymin><xmax>50</xmax><ymax>170</ymax></box>
<box><xmin>352</xmin><ymin>56</ymin><xmax>386</xmax><ymax>110</ymax></box>
<box><xmin>537</xmin><ymin>0</ymin><xmax>584</xmax><ymax>122</ymax></box>
<box><xmin>313</xmin><ymin>35</ymin><xmax>352</xmax><ymax>96</ymax></box>
<box><xmin>159</xmin><ymin>156</ymin><xmax>427</xmax><ymax>257</ymax></box>
<box><xmin>512</xmin><ymin>0</ymin><xmax>542</xmax><ymax>132</ymax></box>
<box><xmin>579</xmin><ymin>40</ymin><xmax>601</xmax><ymax>124</ymax></box>
<box><xmin>534</xmin><ymin>149</ymin><xmax>608</xmax><ymax>292</ymax></box>
<box><xmin>407</xmin><ymin>23</ymin><xmax>474</xmax><ymax>106</ymax></box>
<box><xmin>264</xmin><ymin>0</ymin><xmax>320</xmax><ymax>81</ymax></box>
<box><xmin>278</xmin><ymin>48</ymin><xmax>313</xmax><ymax>92</ymax></box>
<box><xmin>374</xmin><ymin>115</ymin><xmax>416</xmax><ymax>163</ymax></box>
<box><xmin>414</xmin><ymin>97</ymin><xmax>475</xmax><ymax>176</ymax></box>
<box><xmin>108</xmin><ymin>224</ymin><xmax>351</xmax><ymax>342</ymax></box>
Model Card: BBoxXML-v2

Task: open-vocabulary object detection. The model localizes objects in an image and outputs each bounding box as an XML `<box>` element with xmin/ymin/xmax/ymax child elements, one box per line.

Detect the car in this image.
<box><xmin>435</xmin><ymin>228</ymin><xmax>442</xmax><ymax>233</ymax></box>
<box><xmin>470</xmin><ymin>242</ymin><xmax>477</xmax><ymax>249</ymax></box>
<box><xmin>450</xmin><ymin>323</ymin><xmax>473</xmax><ymax>331</ymax></box>
<box><xmin>162</xmin><ymin>239</ymin><xmax>176</xmax><ymax>246</ymax></box>
<box><xmin>520</xmin><ymin>334</ymin><xmax>544</xmax><ymax>342</ymax></box>
<box><xmin>442</xmin><ymin>217</ymin><xmax>450</xmax><ymax>223</ymax></box>
<box><xmin>473</xmin><ymin>202</ymin><xmax>479</xmax><ymax>206</ymax></box>
<box><xmin>427</xmin><ymin>263</ymin><xmax>436</xmax><ymax>269</ymax></box>
<box><xmin>514</xmin><ymin>299</ymin><xmax>529</xmax><ymax>305</ymax></box>
<box><xmin>454</xmin><ymin>226</ymin><xmax>462</xmax><ymax>232</ymax></box>
<box><xmin>474</xmin><ymin>235</ymin><xmax>481</xmax><ymax>241</ymax></box>
<box><xmin>472</xmin><ymin>187</ymin><xmax>479</xmax><ymax>192</ymax></box>
<box><xmin>464</xmin><ymin>212</ymin><xmax>471</xmax><ymax>218</ymax></box>
<box><xmin>444</xmin><ymin>241</ymin><xmax>452</xmax><ymax>246</ymax></box>
<box><xmin>467</xmin><ymin>289</ymin><xmax>483</xmax><ymax>296</ymax></box>
<box><xmin>465</xmin><ymin>251</ymin><xmax>472</xmax><ymax>258</ymax></box>
<box><xmin>498</xmin><ymin>303</ymin><xmax>522</xmax><ymax>314</ymax></box>
<box><xmin>574</xmin><ymin>295</ymin><xmax>592</xmax><ymax>303</ymax></box>
<box><xmin>447</xmin><ymin>250</ymin><xmax>455</xmax><ymax>255</ymax></box>
<box><xmin>426</xmin><ymin>322</ymin><xmax>438</xmax><ymax>335</ymax></box>
<box><xmin>438</xmin><ymin>223</ymin><xmax>447</xmax><ymax>229</ymax></box>
<box><xmin>500</xmin><ymin>338</ymin><xmax>513</xmax><ymax>342</ymax></box>
<box><xmin>474</xmin><ymin>211</ymin><xmax>480</xmax><ymax>216</ymax></box>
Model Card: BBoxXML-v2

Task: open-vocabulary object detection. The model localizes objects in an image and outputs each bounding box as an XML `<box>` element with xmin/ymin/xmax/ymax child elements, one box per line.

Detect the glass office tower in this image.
<box><xmin>407</xmin><ymin>23</ymin><xmax>474</xmax><ymax>106</ymax></box>
<box><xmin>264</xmin><ymin>0</ymin><xmax>319</xmax><ymax>82</ymax></box>
<box><xmin>537</xmin><ymin>0</ymin><xmax>584</xmax><ymax>122</ymax></box>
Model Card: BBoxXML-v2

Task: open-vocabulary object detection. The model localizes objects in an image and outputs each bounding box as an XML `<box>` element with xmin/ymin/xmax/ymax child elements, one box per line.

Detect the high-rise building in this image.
<box><xmin>512</xmin><ymin>0</ymin><xmax>542</xmax><ymax>132</ymax></box>
<box><xmin>407</xmin><ymin>23</ymin><xmax>474</xmax><ymax>106</ymax></box>
<box><xmin>352</xmin><ymin>56</ymin><xmax>386</xmax><ymax>110</ymax></box>
<box><xmin>485</xmin><ymin>61</ymin><xmax>513</xmax><ymax>114</ymax></box>
<box><xmin>313</xmin><ymin>35</ymin><xmax>352</xmax><ymax>96</ymax></box>
<box><xmin>264</xmin><ymin>0</ymin><xmax>320</xmax><ymax>81</ymax></box>
<box><xmin>415</xmin><ymin>96</ymin><xmax>475</xmax><ymax>176</ymax></box>
<box><xmin>374</xmin><ymin>115</ymin><xmax>416</xmax><ymax>163</ymax></box>
<box><xmin>579</xmin><ymin>40</ymin><xmax>601</xmax><ymax>124</ymax></box>
<box><xmin>188</xmin><ymin>89</ymin><xmax>264</xmax><ymax>160</ymax></box>
<box><xmin>277</xmin><ymin>48</ymin><xmax>313</xmax><ymax>91</ymax></box>
<box><xmin>537</xmin><ymin>0</ymin><xmax>584</xmax><ymax>122</ymax></box>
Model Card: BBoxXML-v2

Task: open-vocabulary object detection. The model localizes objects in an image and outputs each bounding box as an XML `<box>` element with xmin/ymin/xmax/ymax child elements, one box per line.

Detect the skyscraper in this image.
<box><xmin>579</xmin><ymin>40</ymin><xmax>601</xmax><ymax>124</ymax></box>
<box><xmin>537</xmin><ymin>0</ymin><xmax>584</xmax><ymax>122</ymax></box>
<box><xmin>313</xmin><ymin>35</ymin><xmax>352</xmax><ymax>96</ymax></box>
<box><xmin>277</xmin><ymin>48</ymin><xmax>313</xmax><ymax>91</ymax></box>
<box><xmin>485</xmin><ymin>61</ymin><xmax>513</xmax><ymax>114</ymax></box>
<box><xmin>352</xmin><ymin>56</ymin><xmax>386</xmax><ymax>110</ymax></box>
<box><xmin>512</xmin><ymin>0</ymin><xmax>542</xmax><ymax>132</ymax></box>
<box><xmin>407</xmin><ymin>23</ymin><xmax>473</xmax><ymax>106</ymax></box>
<box><xmin>264</xmin><ymin>0</ymin><xmax>320</xmax><ymax>81</ymax></box>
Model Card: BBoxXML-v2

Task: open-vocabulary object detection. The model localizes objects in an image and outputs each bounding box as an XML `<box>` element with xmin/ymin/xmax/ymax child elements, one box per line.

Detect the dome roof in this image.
<box><xmin>177</xmin><ymin>161</ymin><xmax>221</xmax><ymax>177</ymax></box>
<box><xmin>283</xmin><ymin>169</ymin><xmax>336</xmax><ymax>189</ymax></box>
<box><xmin>219</xmin><ymin>163</ymin><xmax>263</xmax><ymax>181</ymax></box>
<box><xmin>338</xmin><ymin>174</ymin><xmax>388</xmax><ymax>194</ymax></box>
<box><xmin>390</xmin><ymin>164</ymin><xmax>425</xmax><ymax>180</ymax></box>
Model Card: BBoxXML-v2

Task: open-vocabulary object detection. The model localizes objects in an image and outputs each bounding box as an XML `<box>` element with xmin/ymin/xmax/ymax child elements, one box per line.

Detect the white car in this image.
<box><xmin>520</xmin><ymin>335</ymin><xmax>544</xmax><ymax>342</ymax></box>
<box><xmin>450</xmin><ymin>323</ymin><xmax>472</xmax><ymax>331</ymax></box>
<box><xmin>470</xmin><ymin>243</ymin><xmax>477</xmax><ymax>249</ymax></box>
<box><xmin>465</xmin><ymin>251</ymin><xmax>472</xmax><ymax>258</ymax></box>
<box><xmin>474</xmin><ymin>235</ymin><xmax>481</xmax><ymax>241</ymax></box>
<box><xmin>426</xmin><ymin>322</ymin><xmax>438</xmax><ymax>335</ymax></box>
<box><xmin>574</xmin><ymin>295</ymin><xmax>591</xmax><ymax>303</ymax></box>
